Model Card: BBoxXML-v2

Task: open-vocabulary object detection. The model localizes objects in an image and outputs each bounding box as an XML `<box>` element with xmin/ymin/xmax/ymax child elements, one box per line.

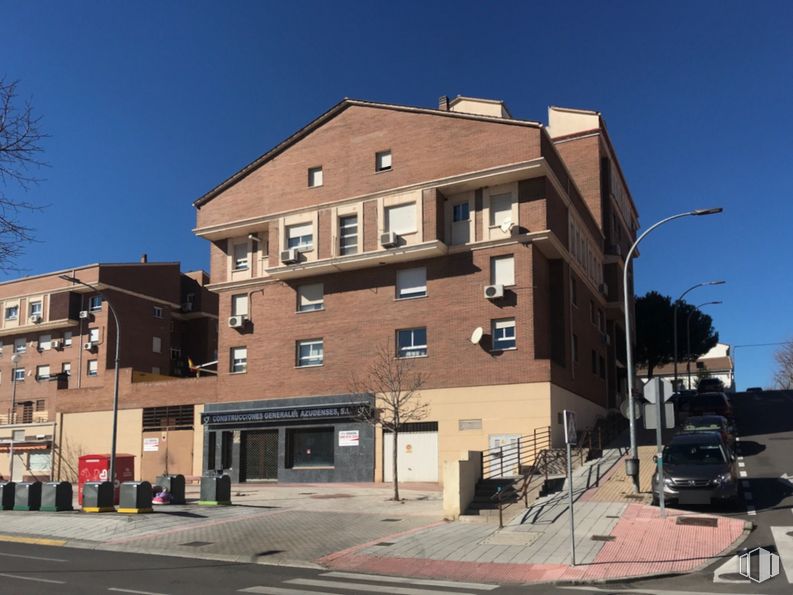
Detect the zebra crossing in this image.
<box><xmin>238</xmin><ymin>571</ymin><xmax>500</xmax><ymax>595</ymax></box>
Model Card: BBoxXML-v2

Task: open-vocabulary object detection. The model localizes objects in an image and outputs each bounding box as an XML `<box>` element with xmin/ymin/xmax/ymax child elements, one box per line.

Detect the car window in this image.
<box><xmin>664</xmin><ymin>443</ymin><xmax>727</xmax><ymax>465</ymax></box>
<box><xmin>683</xmin><ymin>421</ymin><xmax>721</xmax><ymax>431</ymax></box>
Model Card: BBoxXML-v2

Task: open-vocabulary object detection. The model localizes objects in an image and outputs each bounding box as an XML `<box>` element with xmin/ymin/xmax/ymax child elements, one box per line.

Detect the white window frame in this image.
<box><xmin>14</xmin><ymin>338</ymin><xmax>26</xmax><ymax>353</ymax></box>
<box><xmin>231</xmin><ymin>294</ymin><xmax>249</xmax><ymax>317</ymax></box>
<box><xmin>5</xmin><ymin>305</ymin><xmax>18</xmax><ymax>320</ymax></box>
<box><xmin>232</xmin><ymin>242</ymin><xmax>249</xmax><ymax>271</ymax></box>
<box><xmin>308</xmin><ymin>166</ymin><xmax>323</xmax><ymax>188</ymax></box>
<box><xmin>384</xmin><ymin>202</ymin><xmax>417</xmax><ymax>235</ymax></box>
<box><xmin>38</xmin><ymin>335</ymin><xmax>52</xmax><ymax>351</ymax></box>
<box><xmin>396</xmin><ymin>267</ymin><xmax>427</xmax><ymax>300</ymax></box>
<box><xmin>64</xmin><ymin>331</ymin><xmax>73</xmax><ymax>346</ymax></box>
<box><xmin>297</xmin><ymin>283</ymin><xmax>324</xmax><ymax>312</ymax></box>
<box><xmin>36</xmin><ymin>364</ymin><xmax>51</xmax><ymax>380</ymax></box>
<box><xmin>230</xmin><ymin>346</ymin><xmax>247</xmax><ymax>373</ymax></box>
<box><xmin>89</xmin><ymin>295</ymin><xmax>102</xmax><ymax>311</ymax></box>
<box><xmin>87</xmin><ymin>360</ymin><xmax>98</xmax><ymax>376</ymax></box>
<box><xmin>375</xmin><ymin>150</ymin><xmax>392</xmax><ymax>172</ymax></box>
<box><xmin>396</xmin><ymin>327</ymin><xmax>427</xmax><ymax>358</ymax></box>
<box><xmin>13</xmin><ymin>367</ymin><xmax>25</xmax><ymax>382</ymax></box>
<box><xmin>286</xmin><ymin>222</ymin><xmax>314</xmax><ymax>251</ymax></box>
<box><xmin>492</xmin><ymin>318</ymin><xmax>516</xmax><ymax>351</ymax></box>
<box><xmin>338</xmin><ymin>214</ymin><xmax>358</xmax><ymax>256</ymax></box>
<box><xmin>488</xmin><ymin>193</ymin><xmax>512</xmax><ymax>228</ymax></box>
<box><xmin>296</xmin><ymin>339</ymin><xmax>324</xmax><ymax>367</ymax></box>
<box><xmin>62</xmin><ymin>362</ymin><xmax>71</xmax><ymax>376</ymax></box>
<box><xmin>490</xmin><ymin>255</ymin><xmax>515</xmax><ymax>287</ymax></box>
<box><xmin>152</xmin><ymin>336</ymin><xmax>161</xmax><ymax>353</ymax></box>
<box><xmin>88</xmin><ymin>328</ymin><xmax>100</xmax><ymax>344</ymax></box>
<box><xmin>29</xmin><ymin>301</ymin><xmax>43</xmax><ymax>317</ymax></box>
<box><xmin>153</xmin><ymin>306</ymin><xmax>163</xmax><ymax>319</ymax></box>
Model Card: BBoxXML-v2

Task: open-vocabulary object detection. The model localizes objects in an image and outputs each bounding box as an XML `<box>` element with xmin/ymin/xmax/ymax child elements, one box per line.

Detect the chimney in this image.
<box><xmin>438</xmin><ymin>95</ymin><xmax>449</xmax><ymax>111</ymax></box>
<box><xmin>140</xmin><ymin>253</ymin><xmax>148</xmax><ymax>264</ymax></box>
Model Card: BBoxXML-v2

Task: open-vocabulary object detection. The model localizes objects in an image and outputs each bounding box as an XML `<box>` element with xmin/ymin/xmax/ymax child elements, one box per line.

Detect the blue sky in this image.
<box><xmin>2</xmin><ymin>1</ymin><xmax>791</xmax><ymax>389</ymax></box>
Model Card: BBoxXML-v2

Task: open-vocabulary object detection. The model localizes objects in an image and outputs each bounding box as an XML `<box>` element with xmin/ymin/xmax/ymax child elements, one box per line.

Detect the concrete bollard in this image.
<box><xmin>118</xmin><ymin>481</ymin><xmax>153</xmax><ymax>514</ymax></box>
<box><xmin>155</xmin><ymin>474</ymin><xmax>186</xmax><ymax>505</ymax></box>
<box><xmin>199</xmin><ymin>473</ymin><xmax>231</xmax><ymax>506</ymax></box>
<box><xmin>82</xmin><ymin>481</ymin><xmax>115</xmax><ymax>512</ymax></box>
<box><xmin>0</xmin><ymin>481</ymin><xmax>16</xmax><ymax>510</ymax></box>
<box><xmin>13</xmin><ymin>481</ymin><xmax>42</xmax><ymax>511</ymax></box>
<box><xmin>41</xmin><ymin>482</ymin><xmax>74</xmax><ymax>512</ymax></box>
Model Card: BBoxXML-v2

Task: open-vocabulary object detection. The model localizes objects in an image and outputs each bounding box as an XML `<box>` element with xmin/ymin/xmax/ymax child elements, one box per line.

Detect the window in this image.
<box><xmin>13</xmin><ymin>368</ymin><xmax>25</xmax><ymax>382</ymax></box>
<box><xmin>592</xmin><ymin>350</ymin><xmax>597</xmax><ymax>374</ymax></box>
<box><xmin>89</xmin><ymin>295</ymin><xmax>102</xmax><ymax>311</ymax></box>
<box><xmin>451</xmin><ymin>200</ymin><xmax>471</xmax><ymax>245</ymax></box>
<box><xmin>339</xmin><ymin>215</ymin><xmax>358</xmax><ymax>256</ymax></box>
<box><xmin>489</xmin><ymin>193</ymin><xmax>512</xmax><ymax>227</ymax></box>
<box><xmin>384</xmin><ymin>203</ymin><xmax>416</xmax><ymax>235</ymax></box>
<box><xmin>38</xmin><ymin>335</ymin><xmax>52</xmax><ymax>351</ymax></box>
<box><xmin>571</xmin><ymin>278</ymin><xmax>578</xmax><ymax>306</ymax></box>
<box><xmin>287</xmin><ymin>222</ymin><xmax>313</xmax><ymax>250</ymax></box>
<box><xmin>153</xmin><ymin>306</ymin><xmax>163</xmax><ymax>319</ymax></box>
<box><xmin>221</xmin><ymin>431</ymin><xmax>233</xmax><ymax>469</ymax></box>
<box><xmin>375</xmin><ymin>150</ymin><xmax>392</xmax><ymax>172</ymax></box>
<box><xmin>232</xmin><ymin>242</ymin><xmax>249</xmax><ymax>271</ymax></box>
<box><xmin>572</xmin><ymin>334</ymin><xmax>579</xmax><ymax>363</ymax></box>
<box><xmin>231</xmin><ymin>294</ymin><xmax>249</xmax><ymax>316</ymax></box>
<box><xmin>599</xmin><ymin>355</ymin><xmax>606</xmax><ymax>379</ymax></box>
<box><xmin>62</xmin><ymin>362</ymin><xmax>71</xmax><ymax>376</ymax></box>
<box><xmin>296</xmin><ymin>339</ymin><xmax>324</xmax><ymax>367</ymax></box>
<box><xmin>35</xmin><ymin>399</ymin><xmax>45</xmax><ymax>412</ymax></box>
<box><xmin>88</xmin><ymin>328</ymin><xmax>100</xmax><ymax>343</ymax></box>
<box><xmin>599</xmin><ymin>309</ymin><xmax>606</xmax><ymax>333</ymax></box>
<box><xmin>297</xmin><ymin>283</ymin><xmax>324</xmax><ymax>312</ymax></box>
<box><xmin>396</xmin><ymin>267</ymin><xmax>427</xmax><ymax>299</ymax></box>
<box><xmin>397</xmin><ymin>327</ymin><xmax>427</xmax><ymax>358</ymax></box>
<box><xmin>230</xmin><ymin>346</ymin><xmax>247</xmax><ymax>373</ymax></box>
<box><xmin>152</xmin><ymin>336</ymin><xmax>161</xmax><ymax>353</ymax></box>
<box><xmin>87</xmin><ymin>360</ymin><xmax>98</xmax><ymax>376</ymax></box>
<box><xmin>142</xmin><ymin>405</ymin><xmax>195</xmax><ymax>431</ymax></box>
<box><xmin>490</xmin><ymin>255</ymin><xmax>515</xmax><ymax>287</ymax></box>
<box><xmin>308</xmin><ymin>166</ymin><xmax>323</xmax><ymax>187</ymax></box>
<box><xmin>453</xmin><ymin>202</ymin><xmax>470</xmax><ymax>223</ymax></box>
<box><xmin>492</xmin><ymin>319</ymin><xmax>516</xmax><ymax>351</ymax></box>
<box><xmin>64</xmin><ymin>331</ymin><xmax>72</xmax><ymax>347</ymax></box>
<box><xmin>287</xmin><ymin>427</ymin><xmax>334</xmax><ymax>468</ymax></box>
<box><xmin>29</xmin><ymin>301</ymin><xmax>42</xmax><ymax>317</ymax></box>
<box><xmin>14</xmin><ymin>338</ymin><xmax>26</xmax><ymax>353</ymax></box>
<box><xmin>5</xmin><ymin>305</ymin><xmax>18</xmax><ymax>320</ymax></box>
<box><xmin>36</xmin><ymin>365</ymin><xmax>50</xmax><ymax>380</ymax></box>
<box><xmin>170</xmin><ymin>347</ymin><xmax>181</xmax><ymax>360</ymax></box>
<box><xmin>207</xmin><ymin>432</ymin><xmax>217</xmax><ymax>470</ymax></box>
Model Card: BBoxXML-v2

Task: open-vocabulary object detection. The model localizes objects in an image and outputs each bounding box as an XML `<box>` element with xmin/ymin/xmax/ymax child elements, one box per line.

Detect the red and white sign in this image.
<box><xmin>338</xmin><ymin>430</ymin><xmax>359</xmax><ymax>446</ymax></box>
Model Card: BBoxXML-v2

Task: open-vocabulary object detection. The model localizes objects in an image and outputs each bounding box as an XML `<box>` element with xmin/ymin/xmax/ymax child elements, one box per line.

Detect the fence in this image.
<box><xmin>480</xmin><ymin>426</ymin><xmax>552</xmax><ymax>480</ymax></box>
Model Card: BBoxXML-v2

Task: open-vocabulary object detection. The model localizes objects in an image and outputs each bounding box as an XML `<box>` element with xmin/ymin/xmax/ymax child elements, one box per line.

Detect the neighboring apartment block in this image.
<box><xmin>192</xmin><ymin>96</ymin><xmax>640</xmax><ymax>483</ymax></box>
<box><xmin>0</xmin><ymin>260</ymin><xmax>218</xmax><ymax>482</ymax></box>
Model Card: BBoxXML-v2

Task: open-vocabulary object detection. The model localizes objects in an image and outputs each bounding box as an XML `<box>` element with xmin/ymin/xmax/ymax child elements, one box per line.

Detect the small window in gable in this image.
<box><xmin>308</xmin><ymin>166</ymin><xmax>323</xmax><ymax>187</ymax></box>
<box><xmin>375</xmin><ymin>150</ymin><xmax>392</xmax><ymax>172</ymax></box>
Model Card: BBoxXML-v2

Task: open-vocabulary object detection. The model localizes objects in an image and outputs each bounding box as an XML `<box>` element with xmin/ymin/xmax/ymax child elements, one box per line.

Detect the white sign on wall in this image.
<box><xmin>143</xmin><ymin>438</ymin><xmax>160</xmax><ymax>452</ymax></box>
<box><xmin>338</xmin><ymin>430</ymin><xmax>359</xmax><ymax>447</ymax></box>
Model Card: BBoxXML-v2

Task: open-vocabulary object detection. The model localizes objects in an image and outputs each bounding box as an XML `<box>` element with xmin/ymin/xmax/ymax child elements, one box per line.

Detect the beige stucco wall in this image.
<box><xmin>442</xmin><ymin>450</ymin><xmax>482</xmax><ymax>519</ymax></box>
<box><xmin>549</xmin><ymin>384</ymin><xmax>607</xmax><ymax>446</ymax></box>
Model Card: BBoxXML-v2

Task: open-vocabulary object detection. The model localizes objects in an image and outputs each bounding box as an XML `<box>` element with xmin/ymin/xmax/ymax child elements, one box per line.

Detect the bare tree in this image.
<box><xmin>350</xmin><ymin>340</ymin><xmax>428</xmax><ymax>501</ymax></box>
<box><xmin>0</xmin><ymin>78</ymin><xmax>46</xmax><ymax>268</ymax></box>
<box><xmin>773</xmin><ymin>341</ymin><xmax>793</xmax><ymax>390</ymax></box>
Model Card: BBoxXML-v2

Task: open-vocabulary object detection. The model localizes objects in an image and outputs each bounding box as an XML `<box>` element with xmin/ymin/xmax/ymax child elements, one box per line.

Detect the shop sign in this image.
<box><xmin>201</xmin><ymin>403</ymin><xmax>370</xmax><ymax>426</ymax></box>
<box><xmin>338</xmin><ymin>430</ymin><xmax>359</xmax><ymax>446</ymax></box>
<box><xmin>143</xmin><ymin>438</ymin><xmax>159</xmax><ymax>452</ymax></box>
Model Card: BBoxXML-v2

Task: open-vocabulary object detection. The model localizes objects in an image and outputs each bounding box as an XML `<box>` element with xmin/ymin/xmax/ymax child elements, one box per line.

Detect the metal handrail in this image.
<box><xmin>480</xmin><ymin>426</ymin><xmax>552</xmax><ymax>480</ymax></box>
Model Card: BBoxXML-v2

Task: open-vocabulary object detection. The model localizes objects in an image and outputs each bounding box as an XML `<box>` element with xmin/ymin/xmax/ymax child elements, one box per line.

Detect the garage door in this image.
<box><xmin>383</xmin><ymin>423</ymin><xmax>438</xmax><ymax>482</ymax></box>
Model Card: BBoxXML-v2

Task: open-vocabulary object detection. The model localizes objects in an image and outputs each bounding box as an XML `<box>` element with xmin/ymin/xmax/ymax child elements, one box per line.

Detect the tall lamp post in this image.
<box><xmin>673</xmin><ymin>281</ymin><xmax>725</xmax><ymax>390</ymax></box>
<box><xmin>59</xmin><ymin>275</ymin><xmax>121</xmax><ymax>489</ymax></box>
<box><xmin>686</xmin><ymin>301</ymin><xmax>722</xmax><ymax>388</ymax></box>
<box><xmin>623</xmin><ymin>207</ymin><xmax>722</xmax><ymax>493</ymax></box>
<box><xmin>8</xmin><ymin>352</ymin><xmax>22</xmax><ymax>481</ymax></box>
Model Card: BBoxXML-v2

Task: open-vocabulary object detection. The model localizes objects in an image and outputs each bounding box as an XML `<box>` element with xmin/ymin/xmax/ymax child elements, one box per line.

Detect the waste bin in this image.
<box><xmin>155</xmin><ymin>474</ymin><xmax>186</xmax><ymax>505</ymax></box>
<box><xmin>13</xmin><ymin>481</ymin><xmax>42</xmax><ymax>511</ymax></box>
<box><xmin>41</xmin><ymin>482</ymin><xmax>73</xmax><ymax>512</ymax></box>
<box><xmin>78</xmin><ymin>454</ymin><xmax>135</xmax><ymax>505</ymax></box>
<box><xmin>199</xmin><ymin>471</ymin><xmax>231</xmax><ymax>506</ymax></box>
<box><xmin>118</xmin><ymin>481</ymin><xmax>153</xmax><ymax>514</ymax></box>
<box><xmin>82</xmin><ymin>481</ymin><xmax>115</xmax><ymax>512</ymax></box>
<box><xmin>0</xmin><ymin>481</ymin><xmax>15</xmax><ymax>510</ymax></box>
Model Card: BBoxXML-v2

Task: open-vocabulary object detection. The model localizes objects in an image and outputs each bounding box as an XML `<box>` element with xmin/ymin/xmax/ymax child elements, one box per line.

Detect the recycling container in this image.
<box><xmin>118</xmin><ymin>481</ymin><xmax>153</xmax><ymax>513</ymax></box>
<box><xmin>199</xmin><ymin>472</ymin><xmax>231</xmax><ymax>505</ymax></box>
<box><xmin>82</xmin><ymin>481</ymin><xmax>115</xmax><ymax>512</ymax></box>
<box><xmin>0</xmin><ymin>481</ymin><xmax>15</xmax><ymax>510</ymax></box>
<box><xmin>13</xmin><ymin>481</ymin><xmax>42</xmax><ymax>511</ymax></box>
<box><xmin>77</xmin><ymin>453</ymin><xmax>135</xmax><ymax>505</ymax></box>
<box><xmin>155</xmin><ymin>474</ymin><xmax>186</xmax><ymax>505</ymax></box>
<box><xmin>41</xmin><ymin>481</ymin><xmax>73</xmax><ymax>512</ymax></box>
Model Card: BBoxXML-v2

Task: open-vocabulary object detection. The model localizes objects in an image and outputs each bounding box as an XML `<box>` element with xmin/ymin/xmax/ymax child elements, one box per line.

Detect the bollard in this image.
<box><xmin>0</xmin><ymin>482</ymin><xmax>15</xmax><ymax>510</ymax></box>
<box><xmin>41</xmin><ymin>482</ymin><xmax>74</xmax><ymax>512</ymax></box>
<box><xmin>82</xmin><ymin>481</ymin><xmax>115</xmax><ymax>512</ymax></box>
<box><xmin>155</xmin><ymin>474</ymin><xmax>186</xmax><ymax>505</ymax></box>
<box><xmin>13</xmin><ymin>481</ymin><xmax>42</xmax><ymax>511</ymax></box>
<box><xmin>199</xmin><ymin>472</ymin><xmax>231</xmax><ymax>506</ymax></box>
<box><xmin>118</xmin><ymin>481</ymin><xmax>153</xmax><ymax>514</ymax></box>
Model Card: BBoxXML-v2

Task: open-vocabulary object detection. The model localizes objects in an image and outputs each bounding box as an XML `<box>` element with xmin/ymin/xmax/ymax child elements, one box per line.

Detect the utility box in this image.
<box><xmin>199</xmin><ymin>472</ymin><xmax>231</xmax><ymax>506</ymax></box>
<box><xmin>41</xmin><ymin>482</ymin><xmax>73</xmax><ymax>512</ymax></box>
<box><xmin>155</xmin><ymin>474</ymin><xmax>186</xmax><ymax>505</ymax></box>
<box><xmin>82</xmin><ymin>481</ymin><xmax>115</xmax><ymax>512</ymax></box>
<box><xmin>78</xmin><ymin>454</ymin><xmax>135</xmax><ymax>505</ymax></box>
<box><xmin>119</xmin><ymin>481</ymin><xmax>153</xmax><ymax>513</ymax></box>
<box><xmin>13</xmin><ymin>481</ymin><xmax>42</xmax><ymax>511</ymax></box>
<box><xmin>0</xmin><ymin>481</ymin><xmax>15</xmax><ymax>510</ymax></box>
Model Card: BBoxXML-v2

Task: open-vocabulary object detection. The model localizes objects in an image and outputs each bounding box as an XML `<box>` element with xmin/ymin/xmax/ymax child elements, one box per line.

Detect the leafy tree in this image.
<box><xmin>635</xmin><ymin>290</ymin><xmax>719</xmax><ymax>378</ymax></box>
<box><xmin>0</xmin><ymin>78</ymin><xmax>46</xmax><ymax>268</ymax></box>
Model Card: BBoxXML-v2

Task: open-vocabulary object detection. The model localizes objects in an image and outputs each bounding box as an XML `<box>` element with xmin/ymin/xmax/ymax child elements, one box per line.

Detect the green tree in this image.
<box><xmin>635</xmin><ymin>290</ymin><xmax>719</xmax><ymax>378</ymax></box>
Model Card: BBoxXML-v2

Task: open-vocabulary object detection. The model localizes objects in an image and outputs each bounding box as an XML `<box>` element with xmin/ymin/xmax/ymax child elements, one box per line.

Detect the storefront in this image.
<box><xmin>201</xmin><ymin>394</ymin><xmax>375</xmax><ymax>483</ymax></box>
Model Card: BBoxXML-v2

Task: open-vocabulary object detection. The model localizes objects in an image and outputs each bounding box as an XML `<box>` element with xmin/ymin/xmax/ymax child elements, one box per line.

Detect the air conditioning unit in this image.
<box><xmin>51</xmin><ymin>339</ymin><xmax>63</xmax><ymax>349</ymax></box>
<box><xmin>79</xmin><ymin>310</ymin><xmax>90</xmax><ymax>319</ymax></box>
<box><xmin>280</xmin><ymin>248</ymin><xmax>300</xmax><ymax>264</ymax></box>
<box><xmin>29</xmin><ymin>314</ymin><xmax>43</xmax><ymax>324</ymax></box>
<box><xmin>228</xmin><ymin>315</ymin><xmax>247</xmax><ymax>329</ymax></box>
<box><xmin>83</xmin><ymin>342</ymin><xmax>96</xmax><ymax>351</ymax></box>
<box><xmin>380</xmin><ymin>231</ymin><xmax>399</xmax><ymax>248</ymax></box>
<box><xmin>483</xmin><ymin>284</ymin><xmax>504</xmax><ymax>299</ymax></box>
<box><xmin>182</xmin><ymin>302</ymin><xmax>193</xmax><ymax>312</ymax></box>
<box><xmin>599</xmin><ymin>283</ymin><xmax>609</xmax><ymax>296</ymax></box>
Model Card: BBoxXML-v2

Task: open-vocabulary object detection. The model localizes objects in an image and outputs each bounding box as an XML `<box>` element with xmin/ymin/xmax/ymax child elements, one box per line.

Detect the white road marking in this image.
<box><xmin>287</xmin><ymin>578</ymin><xmax>483</xmax><ymax>595</ymax></box>
<box><xmin>564</xmin><ymin>584</ymin><xmax>757</xmax><ymax>593</ymax></box>
<box><xmin>743</xmin><ymin>491</ymin><xmax>753</xmax><ymax>500</ymax></box>
<box><xmin>711</xmin><ymin>554</ymin><xmax>751</xmax><ymax>584</ymax></box>
<box><xmin>0</xmin><ymin>572</ymin><xmax>65</xmax><ymax>584</ymax></box>
<box><xmin>321</xmin><ymin>571</ymin><xmax>498</xmax><ymax>590</ymax></box>
<box><xmin>771</xmin><ymin>526</ymin><xmax>793</xmax><ymax>583</ymax></box>
<box><xmin>741</xmin><ymin>480</ymin><xmax>750</xmax><ymax>488</ymax></box>
<box><xmin>746</xmin><ymin>507</ymin><xmax>756</xmax><ymax>516</ymax></box>
<box><xmin>240</xmin><ymin>588</ymin><xmax>338</xmax><ymax>595</ymax></box>
<box><xmin>737</xmin><ymin>456</ymin><xmax>744</xmax><ymax>461</ymax></box>
<box><xmin>0</xmin><ymin>551</ymin><xmax>67</xmax><ymax>562</ymax></box>
<box><xmin>108</xmin><ymin>589</ymin><xmax>170</xmax><ymax>595</ymax></box>
<box><xmin>739</xmin><ymin>471</ymin><xmax>747</xmax><ymax>477</ymax></box>
<box><xmin>738</xmin><ymin>462</ymin><xmax>745</xmax><ymax>468</ymax></box>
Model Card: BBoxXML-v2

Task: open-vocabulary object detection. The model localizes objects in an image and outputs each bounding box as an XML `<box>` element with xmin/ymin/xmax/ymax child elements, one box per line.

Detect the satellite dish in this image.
<box><xmin>499</xmin><ymin>218</ymin><xmax>514</xmax><ymax>234</ymax></box>
<box><xmin>470</xmin><ymin>327</ymin><xmax>484</xmax><ymax>344</ymax></box>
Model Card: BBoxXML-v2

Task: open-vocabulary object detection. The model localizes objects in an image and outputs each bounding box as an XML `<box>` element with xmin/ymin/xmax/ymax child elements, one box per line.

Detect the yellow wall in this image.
<box><xmin>549</xmin><ymin>384</ymin><xmax>606</xmax><ymax>445</ymax></box>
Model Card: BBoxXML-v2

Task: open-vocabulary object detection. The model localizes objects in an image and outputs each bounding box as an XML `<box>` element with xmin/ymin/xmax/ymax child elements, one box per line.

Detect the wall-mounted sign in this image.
<box><xmin>338</xmin><ymin>430</ymin><xmax>359</xmax><ymax>446</ymax></box>
<box><xmin>202</xmin><ymin>403</ymin><xmax>370</xmax><ymax>426</ymax></box>
<box><xmin>143</xmin><ymin>438</ymin><xmax>159</xmax><ymax>452</ymax></box>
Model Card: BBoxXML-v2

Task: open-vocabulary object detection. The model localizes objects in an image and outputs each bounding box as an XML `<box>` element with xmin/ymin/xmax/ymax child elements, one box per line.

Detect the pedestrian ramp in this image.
<box><xmin>239</xmin><ymin>570</ymin><xmax>500</xmax><ymax>595</ymax></box>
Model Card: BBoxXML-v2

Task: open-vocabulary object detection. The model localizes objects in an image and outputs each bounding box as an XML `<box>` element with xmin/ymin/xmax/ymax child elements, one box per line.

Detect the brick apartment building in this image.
<box><xmin>192</xmin><ymin>95</ymin><xmax>639</xmax><ymax>483</ymax></box>
<box><xmin>0</xmin><ymin>261</ymin><xmax>218</xmax><ymax>482</ymax></box>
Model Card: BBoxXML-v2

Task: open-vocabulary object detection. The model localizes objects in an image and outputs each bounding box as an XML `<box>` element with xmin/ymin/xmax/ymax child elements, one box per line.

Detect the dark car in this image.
<box><xmin>679</xmin><ymin>392</ymin><xmax>734</xmax><ymax>425</ymax></box>
<box><xmin>697</xmin><ymin>377</ymin><xmax>726</xmax><ymax>393</ymax></box>
<box><xmin>746</xmin><ymin>387</ymin><xmax>763</xmax><ymax>393</ymax></box>
<box><xmin>679</xmin><ymin>415</ymin><xmax>735</xmax><ymax>452</ymax></box>
<box><xmin>652</xmin><ymin>432</ymin><xmax>737</xmax><ymax>506</ymax></box>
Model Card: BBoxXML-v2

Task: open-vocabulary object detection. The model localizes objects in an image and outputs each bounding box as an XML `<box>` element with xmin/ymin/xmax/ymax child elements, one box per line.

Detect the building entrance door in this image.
<box><xmin>242</xmin><ymin>430</ymin><xmax>278</xmax><ymax>481</ymax></box>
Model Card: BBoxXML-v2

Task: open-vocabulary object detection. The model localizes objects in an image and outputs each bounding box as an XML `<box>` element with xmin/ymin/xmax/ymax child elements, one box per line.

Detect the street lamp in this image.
<box><xmin>686</xmin><ymin>301</ymin><xmax>722</xmax><ymax>388</ymax></box>
<box><xmin>8</xmin><ymin>352</ymin><xmax>22</xmax><ymax>481</ymax></box>
<box><xmin>623</xmin><ymin>207</ymin><xmax>722</xmax><ymax>493</ymax></box>
<box><xmin>673</xmin><ymin>281</ymin><xmax>725</xmax><ymax>389</ymax></box>
<box><xmin>59</xmin><ymin>275</ymin><xmax>121</xmax><ymax>491</ymax></box>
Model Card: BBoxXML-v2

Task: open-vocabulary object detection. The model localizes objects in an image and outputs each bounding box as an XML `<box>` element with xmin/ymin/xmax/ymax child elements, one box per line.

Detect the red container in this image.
<box><xmin>77</xmin><ymin>454</ymin><xmax>135</xmax><ymax>505</ymax></box>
